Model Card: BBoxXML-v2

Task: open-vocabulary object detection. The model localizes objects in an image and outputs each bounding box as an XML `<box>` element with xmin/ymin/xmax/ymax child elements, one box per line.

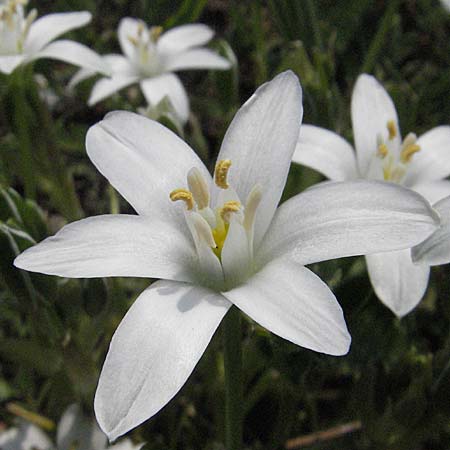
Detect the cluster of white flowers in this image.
<box><xmin>3</xmin><ymin>0</ymin><xmax>450</xmax><ymax>445</ymax></box>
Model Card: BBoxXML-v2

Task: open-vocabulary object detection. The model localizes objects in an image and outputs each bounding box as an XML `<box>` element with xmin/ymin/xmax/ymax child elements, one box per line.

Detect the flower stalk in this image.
<box><xmin>223</xmin><ymin>305</ymin><xmax>243</xmax><ymax>450</ymax></box>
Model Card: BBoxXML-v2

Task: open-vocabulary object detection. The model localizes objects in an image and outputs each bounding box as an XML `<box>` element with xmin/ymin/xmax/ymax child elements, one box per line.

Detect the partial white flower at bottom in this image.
<box><xmin>14</xmin><ymin>72</ymin><xmax>439</xmax><ymax>440</ymax></box>
<box><xmin>293</xmin><ymin>73</ymin><xmax>450</xmax><ymax>317</ymax></box>
<box><xmin>0</xmin><ymin>404</ymin><xmax>142</xmax><ymax>450</ymax></box>
<box><xmin>413</xmin><ymin>195</ymin><xmax>450</xmax><ymax>266</ymax></box>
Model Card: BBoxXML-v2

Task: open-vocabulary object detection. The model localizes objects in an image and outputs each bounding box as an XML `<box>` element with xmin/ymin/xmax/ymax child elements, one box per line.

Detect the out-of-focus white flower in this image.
<box><xmin>293</xmin><ymin>73</ymin><xmax>450</xmax><ymax>317</ymax></box>
<box><xmin>70</xmin><ymin>17</ymin><xmax>231</xmax><ymax>123</ymax></box>
<box><xmin>14</xmin><ymin>71</ymin><xmax>439</xmax><ymax>440</ymax></box>
<box><xmin>0</xmin><ymin>404</ymin><xmax>143</xmax><ymax>449</ymax></box>
<box><xmin>440</xmin><ymin>0</ymin><xmax>450</xmax><ymax>12</ymax></box>
<box><xmin>0</xmin><ymin>0</ymin><xmax>108</xmax><ymax>75</ymax></box>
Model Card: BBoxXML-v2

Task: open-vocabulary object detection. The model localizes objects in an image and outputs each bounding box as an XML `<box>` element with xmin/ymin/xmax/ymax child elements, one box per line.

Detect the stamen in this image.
<box><xmin>187</xmin><ymin>167</ymin><xmax>210</xmax><ymax>210</ymax></box>
<box><xmin>387</xmin><ymin>120</ymin><xmax>397</xmax><ymax>140</ymax></box>
<box><xmin>400</xmin><ymin>144</ymin><xmax>421</xmax><ymax>163</ymax></box>
<box><xmin>127</xmin><ymin>35</ymin><xmax>139</xmax><ymax>46</ymax></box>
<box><xmin>219</xmin><ymin>200</ymin><xmax>241</xmax><ymax>223</ymax></box>
<box><xmin>377</xmin><ymin>143</ymin><xmax>388</xmax><ymax>159</ymax></box>
<box><xmin>190</xmin><ymin>213</ymin><xmax>217</xmax><ymax>249</ymax></box>
<box><xmin>150</xmin><ymin>25</ymin><xmax>163</xmax><ymax>42</ymax></box>
<box><xmin>214</xmin><ymin>159</ymin><xmax>232</xmax><ymax>189</ymax></box>
<box><xmin>169</xmin><ymin>188</ymin><xmax>194</xmax><ymax>210</ymax></box>
<box><xmin>243</xmin><ymin>184</ymin><xmax>262</xmax><ymax>232</ymax></box>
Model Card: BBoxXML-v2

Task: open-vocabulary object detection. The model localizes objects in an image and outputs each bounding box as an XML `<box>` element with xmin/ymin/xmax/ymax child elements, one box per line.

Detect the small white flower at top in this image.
<box><xmin>293</xmin><ymin>73</ymin><xmax>450</xmax><ymax>317</ymax></box>
<box><xmin>0</xmin><ymin>0</ymin><xmax>108</xmax><ymax>75</ymax></box>
<box><xmin>69</xmin><ymin>17</ymin><xmax>231</xmax><ymax>124</ymax></box>
<box><xmin>14</xmin><ymin>72</ymin><xmax>438</xmax><ymax>440</ymax></box>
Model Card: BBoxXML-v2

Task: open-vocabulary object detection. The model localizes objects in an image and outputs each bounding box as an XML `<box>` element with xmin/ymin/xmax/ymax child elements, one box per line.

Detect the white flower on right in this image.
<box><xmin>0</xmin><ymin>0</ymin><xmax>108</xmax><ymax>75</ymax></box>
<box><xmin>70</xmin><ymin>17</ymin><xmax>231</xmax><ymax>124</ymax></box>
<box><xmin>293</xmin><ymin>73</ymin><xmax>450</xmax><ymax>317</ymax></box>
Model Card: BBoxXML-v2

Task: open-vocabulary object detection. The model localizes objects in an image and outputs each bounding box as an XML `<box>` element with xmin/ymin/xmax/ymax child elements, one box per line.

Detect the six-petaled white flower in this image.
<box><xmin>69</xmin><ymin>17</ymin><xmax>231</xmax><ymax>124</ymax></box>
<box><xmin>0</xmin><ymin>404</ymin><xmax>143</xmax><ymax>450</ymax></box>
<box><xmin>14</xmin><ymin>72</ymin><xmax>439</xmax><ymax>440</ymax></box>
<box><xmin>0</xmin><ymin>0</ymin><xmax>108</xmax><ymax>75</ymax></box>
<box><xmin>293</xmin><ymin>73</ymin><xmax>450</xmax><ymax>317</ymax></box>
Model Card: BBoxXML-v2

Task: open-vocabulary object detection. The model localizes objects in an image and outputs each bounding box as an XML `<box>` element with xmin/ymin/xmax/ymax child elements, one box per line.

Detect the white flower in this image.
<box><xmin>293</xmin><ymin>73</ymin><xmax>450</xmax><ymax>317</ymax></box>
<box><xmin>441</xmin><ymin>0</ymin><xmax>450</xmax><ymax>12</ymax></box>
<box><xmin>0</xmin><ymin>0</ymin><xmax>109</xmax><ymax>75</ymax></box>
<box><xmin>0</xmin><ymin>404</ymin><xmax>143</xmax><ymax>450</ymax></box>
<box><xmin>69</xmin><ymin>17</ymin><xmax>231</xmax><ymax>123</ymax></box>
<box><xmin>14</xmin><ymin>72</ymin><xmax>438</xmax><ymax>440</ymax></box>
<box><xmin>413</xmin><ymin>195</ymin><xmax>450</xmax><ymax>266</ymax></box>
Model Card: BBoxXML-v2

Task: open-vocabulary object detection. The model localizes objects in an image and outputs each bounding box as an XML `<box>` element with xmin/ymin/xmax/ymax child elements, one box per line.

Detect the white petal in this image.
<box><xmin>412</xmin><ymin>195</ymin><xmax>450</xmax><ymax>266</ymax></box>
<box><xmin>140</xmin><ymin>74</ymin><xmax>189</xmax><ymax>123</ymax></box>
<box><xmin>223</xmin><ymin>258</ymin><xmax>350</xmax><ymax>355</ymax></box>
<box><xmin>216</xmin><ymin>71</ymin><xmax>303</xmax><ymax>247</ymax></box>
<box><xmin>94</xmin><ymin>280</ymin><xmax>230</xmax><ymax>441</ymax></box>
<box><xmin>86</xmin><ymin>111</ymin><xmax>211</xmax><ymax>222</ymax></box>
<box><xmin>57</xmin><ymin>404</ymin><xmax>107</xmax><ymax>450</ymax></box>
<box><xmin>366</xmin><ymin>250</ymin><xmax>430</xmax><ymax>317</ymax></box>
<box><xmin>14</xmin><ymin>214</ymin><xmax>196</xmax><ymax>282</ymax></box>
<box><xmin>351</xmin><ymin>74</ymin><xmax>401</xmax><ymax>177</ymax></box>
<box><xmin>293</xmin><ymin>124</ymin><xmax>358</xmax><ymax>181</ymax></box>
<box><xmin>33</xmin><ymin>40</ymin><xmax>109</xmax><ymax>74</ymax></box>
<box><xmin>404</xmin><ymin>126</ymin><xmax>450</xmax><ymax>185</ymax></box>
<box><xmin>164</xmin><ymin>48</ymin><xmax>231</xmax><ymax>71</ymax></box>
<box><xmin>117</xmin><ymin>17</ymin><xmax>142</xmax><ymax>60</ymax></box>
<box><xmin>412</xmin><ymin>179</ymin><xmax>450</xmax><ymax>204</ymax></box>
<box><xmin>0</xmin><ymin>422</ymin><xmax>53</xmax><ymax>450</ymax></box>
<box><xmin>0</xmin><ymin>55</ymin><xmax>27</xmax><ymax>74</ymax></box>
<box><xmin>69</xmin><ymin>55</ymin><xmax>133</xmax><ymax>90</ymax></box>
<box><xmin>258</xmin><ymin>180</ymin><xmax>439</xmax><ymax>266</ymax></box>
<box><xmin>158</xmin><ymin>24</ymin><xmax>214</xmax><ymax>54</ymax></box>
<box><xmin>88</xmin><ymin>76</ymin><xmax>139</xmax><ymax>105</ymax></box>
<box><xmin>25</xmin><ymin>11</ymin><xmax>91</xmax><ymax>54</ymax></box>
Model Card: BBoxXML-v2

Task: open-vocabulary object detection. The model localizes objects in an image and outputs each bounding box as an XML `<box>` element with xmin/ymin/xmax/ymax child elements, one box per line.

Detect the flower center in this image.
<box><xmin>127</xmin><ymin>22</ymin><xmax>163</xmax><ymax>76</ymax></box>
<box><xmin>169</xmin><ymin>160</ymin><xmax>262</xmax><ymax>271</ymax></box>
<box><xmin>373</xmin><ymin>120</ymin><xmax>421</xmax><ymax>184</ymax></box>
<box><xmin>0</xmin><ymin>0</ymin><xmax>35</xmax><ymax>55</ymax></box>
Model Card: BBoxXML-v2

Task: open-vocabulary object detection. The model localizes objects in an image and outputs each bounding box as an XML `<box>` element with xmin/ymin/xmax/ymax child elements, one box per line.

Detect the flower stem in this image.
<box><xmin>223</xmin><ymin>305</ymin><xmax>243</xmax><ymax>450</ymax></box>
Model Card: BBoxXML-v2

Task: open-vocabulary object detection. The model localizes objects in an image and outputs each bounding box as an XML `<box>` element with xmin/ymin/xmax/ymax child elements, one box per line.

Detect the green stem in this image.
<box><xmin>361</xmin><ymin>0</ymin><xmax>400</xmax><ymax>73</ymax></box>
<box><xmin>26</xmin><ymin>75</ymin><xmax>83</xmax><ymax>220</ymax></box>
<box><xmin>223</xmin><ymin>306</ymin><xmax>243</xmax><ymax>450</ymax></box>
<box><xmin>306</xmin><ymin>0</ymin><xmax>324</xmax><ymax>51</ymax></box>
<box><xmin>10</xmin><ymin>70</ymin><xmax>37</xmax><ymax>200</ymax></box>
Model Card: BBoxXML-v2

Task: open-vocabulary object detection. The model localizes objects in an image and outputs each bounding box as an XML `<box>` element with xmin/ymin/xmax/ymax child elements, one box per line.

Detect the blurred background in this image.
<box><xmin>0</xmin><ymin>0</ymin><xmax>450</xmax><ymax>449</ymax></box>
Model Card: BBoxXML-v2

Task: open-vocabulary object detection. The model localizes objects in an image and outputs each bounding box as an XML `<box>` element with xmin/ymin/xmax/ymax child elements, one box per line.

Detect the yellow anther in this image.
<box><xmin>400</xmin><ymin>144</ymin><xmax>421</xmax><ymax>163</ymax></box>
<box><xmin>169</xmin><ymin>188</ymin><xmax>194</xmax><ymax>210</ymax></box>
<box><xmin>214</xmin><ymin>159</ymin><xmax>232</xmax><ymax>189</ymax></box>
<box><xmin>377</xmin><ymin>143</ymin><xmax>388</xmax><ymax>159</ymax></box>
<box><xmin>127</xmin><ymin>35</ymin><xmax>139</xmax><ymax>46</ymax></box>
<box><xmin>137</xmin><ymin>21</ymin><xmax>145</xmax><ymax>36</ymax></box>
<box><xmin>150</xmin><ymin>25</ymin><xmax>163</xmax><ymax>42</ymax></box>
<box><xmin>387</xmin><ymin>120</ymin><xmax>397</xmax><ymax>140</ymax></box>
<box><xmin>219</xmin><ymin>200</ymin><xmax>241</xmax><ymax>223</ymax></box>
